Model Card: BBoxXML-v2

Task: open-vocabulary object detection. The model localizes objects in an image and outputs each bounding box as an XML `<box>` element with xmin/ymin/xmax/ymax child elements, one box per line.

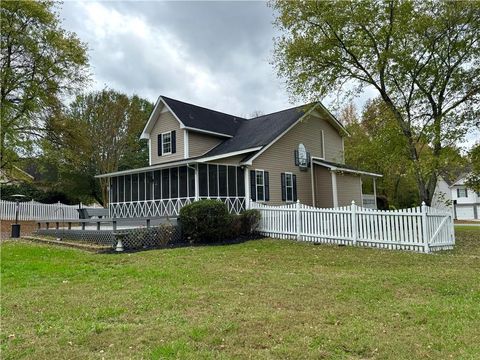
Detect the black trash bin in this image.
<box><xmin>11</xmin><ymin>224</ymin><xmax>21</xmax><ymax>238</ymax></box>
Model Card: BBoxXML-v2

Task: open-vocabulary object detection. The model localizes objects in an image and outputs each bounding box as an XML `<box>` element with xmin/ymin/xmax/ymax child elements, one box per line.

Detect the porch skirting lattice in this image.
<box><xmin>109</xmin><ymin>197</ymin><xmax>246</xmax><ymax>218</ymax></box>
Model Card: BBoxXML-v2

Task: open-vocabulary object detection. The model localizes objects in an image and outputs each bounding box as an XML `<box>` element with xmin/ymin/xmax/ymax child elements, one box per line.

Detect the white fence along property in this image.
<box><xmin>251</xmin><ymin>201</ymin><xmax>455</xmax><ymax>253</ymax></box>
<box><xmin>0</xmin><ymin>200</ymin><xmax>95</xmax><ymax>221</ymax></box>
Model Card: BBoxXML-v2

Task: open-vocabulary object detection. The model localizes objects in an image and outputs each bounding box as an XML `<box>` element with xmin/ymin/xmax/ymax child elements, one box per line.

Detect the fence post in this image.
<box><xmin>351</xmin><ymin>200</ymin><xmax>357</xmax><ymax>246</ymax></box>
<box><xmin>296</xmin><ymin>200</ymin><xmax>301</xmax><ymax>241</ymax></box>
<box><xmin>421</xmin><ymin>201</ymin><xmax>430</xmax><ymax>253</ymax></box>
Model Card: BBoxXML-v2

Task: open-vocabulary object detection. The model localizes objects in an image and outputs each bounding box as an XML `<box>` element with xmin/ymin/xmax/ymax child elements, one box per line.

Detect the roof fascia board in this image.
<box><xmin>240</xmin><ymin>104</ymin><xmax>319</xmax><ymax>166</ymax></box>
<box><xmin>449</xmin><ymin>174</ymin><xmax>469</xmax><ymax>187</ymax></box>
<box><xmin>183</xmin><ymin>126</ymin><xmax>233</xmax><ymax>138</ymax></box>
<box><xmin>140</xmin><ymin>96</ymin><xmax>186</xmax><ymax>139</ymax></box>
<box><xmin>312</xmin><ymin>158</ymin><xmax>383</xmax><ymax>177</ymax></box>
<box><xmin>197</xmin><ymin>147</ymin><xmax>262</xmax><ymax>163</ymax></box>
<box><xmin>95</xmin><ymin>159</ymin><xmax>198</xmax><ymax>178</ymax></box>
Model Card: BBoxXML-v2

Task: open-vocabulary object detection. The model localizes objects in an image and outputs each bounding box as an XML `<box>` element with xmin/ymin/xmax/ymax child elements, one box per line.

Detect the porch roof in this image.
<box><xmin>312</xmin><ymin>158</ymin><xmax>383</xmax><ymax>178</ymax></box>
<box><xmin>94</xmin><ymin>158</ymin><xmax>201</xmax><ymax>178</ymax></box>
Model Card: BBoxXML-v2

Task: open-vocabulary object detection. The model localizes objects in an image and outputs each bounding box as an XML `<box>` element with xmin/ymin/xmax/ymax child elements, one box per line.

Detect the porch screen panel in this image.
<box><xmin>188</xmin><ymin>167</ymin><xmax>195</xmax><ymax>197</ymax></box>
<box><xmin>162</xmin><ymin>169</ymin><xmax>170</xmax><ymax>199</ymax></box>
<box><xmin>228</xmin><ymin>166</ymin><xmax>236</xmax><ymax>197</ymax></box>
<box><xmin>218</xmin><ymin>165</ymin><xmax>227</xmax><ymax>197</ymax></box>
<box><xmin>208</xmin><ymin>164</ymin><xmax>218</xmax><ymax>197</ymax></box>
<box><xmin>132</xmin><ymin>174</ymin><xmax>139</xmax><ymax>202</ymax></box>
<box><xmin>125</xmin><ymin>175</ymin><xmax>131</xmax><ymax>202</ymax></box>
<box><xmin>146</xmin><ymin>171</ymin><xmax>153</xmax><ymax>200</ymax></box>
<box><xmin>179</xmin><ymin>166</ymin><xmax>187</xmax><ymax>198</ymax></box>
<box><xmin>199</xmin><ymin>164</ymin><xmax>208</xmax><ymax>197</ymax></box>
<box><xmin>118</xmin><ymin>176</ymin><xmax>124</xmax><ymax>203</ymax></box>
<box><xmin>170</xmin><ymin>167</ymin><xmax>178</xmax><ymax>198</ymax></box>
<box><xmin>154</xmin><ymin>170</ymin><xmax>161</xmax><ymax>199</ymax></box>
<box><xmin>139</xmin><ymin>172</ymin><xmax>146</xmax><ymax>201</ymax></box>
<box><xmin>111</xmin><ymin>177</ymin><xmax>118</xmax><ymax>203</ymax></box>
<box><xmin>236</xmin><ymin>167</ymin><xmax>245</xmax><ymax>196</ymax></box>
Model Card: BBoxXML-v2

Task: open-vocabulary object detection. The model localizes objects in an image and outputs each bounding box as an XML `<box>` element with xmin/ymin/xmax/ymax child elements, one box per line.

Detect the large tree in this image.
<box><xmin>0</xmin><ymin>1</ymin><xmax>89</xmax><ymax>170</ymax></box>
<box><xmin>272</xmin><ymin>0</ymin><xmax>479</xmax><ymax>205</ymax></box>
<box><xmin>47</xmin><ymin>89</ymin><xmax>152</xmax><ymax>205</ymax></box>
<box><xmin>343</xmin><ymin>99</ymin><xmax>466</xmax><ymax>208</ymax></box>
<box><xmin>465</xmin><ymin>144</ymin><xmax>480</xmax><ymax>194</ymax></box>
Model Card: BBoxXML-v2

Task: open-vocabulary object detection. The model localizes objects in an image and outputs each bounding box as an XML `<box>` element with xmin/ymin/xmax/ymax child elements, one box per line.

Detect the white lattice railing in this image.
<box><xmin>251</xmin><ymin>200</ymin><xmax>455</xmax><ymax>253</ymax></box>
<box><xmin>0</xmin><ymin>200</ymin><xmax>96</xmax><ymax>221</ymax></box>
<box><xmin>109</xmin><ymin>197</ymin><xmax>247</xmax><ymax>218</ymax></box>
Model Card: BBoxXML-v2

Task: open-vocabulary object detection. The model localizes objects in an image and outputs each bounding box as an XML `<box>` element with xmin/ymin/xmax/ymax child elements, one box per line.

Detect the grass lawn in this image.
<box><xmin>1</xmin><ymin>227</ymin><xmax>479</xmax><ymax>359</ymax></box>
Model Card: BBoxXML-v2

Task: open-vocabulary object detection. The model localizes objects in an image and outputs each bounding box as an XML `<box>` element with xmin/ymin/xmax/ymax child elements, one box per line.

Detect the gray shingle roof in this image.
<box><xmin>162</xmin><ymin>96</ymin><xmax>245</xmax><ymax>136</ymax></box>
<box><xmin>202</xmin><ymin>104</ymin><xmax>311</xmax><ymax>158</ymax></box>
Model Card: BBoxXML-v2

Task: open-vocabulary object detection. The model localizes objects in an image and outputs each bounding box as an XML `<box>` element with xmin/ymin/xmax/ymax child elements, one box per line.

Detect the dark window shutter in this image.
<box><xmin>281</xmin><ymin>173</ymin><xmax>286</xmax><ymax>201</ymax></box>
<box><xmin>294</xmin><ymin>149</ymin><xmax>299</xmax><ymax>166</ymax></box>
<box><xmin>264</xmin><ymin>171</ymin><xmax>270</xmax><ymax>201</ymax></box>
<box><xmin>158</xmin><ymin>134</ymin><xmax>162</xmax><ymax>156</ymax></box>
<box><xmin>250</xmin><ymin>170</ymin><xmax>256</xmax><ymax>201</ymax></box>
<box><xmin>307</xmin><ymin>152</ymin><xmax>311</xmax><ymax>167</ymax></box>
<box><xmin>171</xmin><ymin>130</ymin><xmax>176</xmax><ymax>153</ymax></box>
<box><xmin>293</xmin><ymin>174</ymin><xmax>297</xmax><ymax>201</ymax></box>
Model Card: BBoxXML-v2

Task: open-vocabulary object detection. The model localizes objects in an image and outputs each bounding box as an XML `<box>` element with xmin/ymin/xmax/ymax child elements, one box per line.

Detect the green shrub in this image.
<box><xmin>179</xmin><ymin>200</ymin><xmax>232</xmax><ymax>243</ymax></box>
<box><xmin>240</xmin><ymin>209</ymin><xmax>261</xmax><ymax>235</ymax></box>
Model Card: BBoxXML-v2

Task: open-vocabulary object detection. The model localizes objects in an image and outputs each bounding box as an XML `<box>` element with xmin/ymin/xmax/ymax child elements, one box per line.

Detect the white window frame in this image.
<box><xmin>284</xmin><ymin>172</ymin><xmax>294</xmax><ymax>202</ymax></box>
<box><xmin>161</xmin><ymin>131</ymin><xmax>172</xmax><ymax>155</ymax></box>
<box><xmin>255</xmin><ymin>170</ymin><xmax>265</xmax><ymax>202</ymax></box>
<box><xmin>457</xmin><ymin>188</ymin><xmax>468</xmax><ymax>198</ymax></box>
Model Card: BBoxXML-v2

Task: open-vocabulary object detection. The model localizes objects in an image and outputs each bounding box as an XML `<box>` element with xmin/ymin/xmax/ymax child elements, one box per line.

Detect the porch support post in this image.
<box><xmin>310</xmin><ymin>159</ymin><xmax>315</xmax><ymax>206</ymax></box>
<box><xmin>373</xmin><ymin>177</ymin><xmax>377</xmax><ymax>209</ymax></box>
<box><xmin>194</xmin><ymin>164</ymin><xmax>199</xmax><ymax>201</ymax></box>
<box><xmin>244</xmin><ymin>167</ymin><xmax>251</xmax><ymax>209</ymax></box>
<box><xmin>331</xmin><ymin>171</ymin><xmax>338</xmax><ymax>208</ymax></box>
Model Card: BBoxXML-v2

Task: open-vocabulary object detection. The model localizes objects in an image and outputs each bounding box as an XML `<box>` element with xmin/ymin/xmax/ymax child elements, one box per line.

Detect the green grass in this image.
<box><xmin>1</xmin><ymin>228</ymin><xmax>479</xmax><ymax>359</ymax></box>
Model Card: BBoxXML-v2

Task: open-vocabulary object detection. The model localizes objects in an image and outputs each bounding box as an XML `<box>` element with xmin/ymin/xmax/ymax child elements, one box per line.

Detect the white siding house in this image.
<box><xmin>433</xmin><ymin>174</ymin><xmax>479</xmax><ymax>220</ymax></box>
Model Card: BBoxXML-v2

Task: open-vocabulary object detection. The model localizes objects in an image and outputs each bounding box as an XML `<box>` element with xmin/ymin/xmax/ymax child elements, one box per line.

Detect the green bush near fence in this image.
<box><xmin>179</xmin><ymin>200</ymin><xmax>232</xmax><ymax>243</ymax></box>
<box><xmin>179</xmin><ymin>200</ymin><xmax>261</xmax><ymax>243</ymax></box>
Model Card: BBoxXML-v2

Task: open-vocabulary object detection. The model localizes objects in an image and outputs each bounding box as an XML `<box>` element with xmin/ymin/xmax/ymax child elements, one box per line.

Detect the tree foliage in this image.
<box><xmin>465</xmin><ymin>144</ymin><xmax>480</xmax><ymax>193</ymax></box>
<box><xmin>343</xmin><ymin>99</ymin><xmax>466</xmax><ymax>208</ymax></box>
<box><xmin>272</xmin><ymin>0</ymin><xmax>480</xmax><ymax>204</ymax></box>
<box><xmin>0</xmin><ymin>1</ymin><xmax>89</xmax><ymax>170</ymax></box>
<box><xmin>44</xmin><ymin>89</ymin><xmax>152</xmax><ymax>205</ymax></box>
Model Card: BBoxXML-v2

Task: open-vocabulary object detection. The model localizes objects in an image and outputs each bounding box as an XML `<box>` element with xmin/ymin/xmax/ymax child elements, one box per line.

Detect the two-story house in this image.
<box><xmin>433</xmin><ymin>174</ymin><xmax>480</xmax><ymax>220</ymax></box>
<box><xmin>96</xmin><ymin>96</ymin><xmax>381</xmax><ymax>218</ymax></box>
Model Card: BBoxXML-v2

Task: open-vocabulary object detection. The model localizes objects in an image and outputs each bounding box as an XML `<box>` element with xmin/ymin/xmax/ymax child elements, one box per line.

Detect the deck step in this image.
<box><xmin>21</xmin><ymin>236</ymin><xmax>112</xmax><ymax>253</ymax></box>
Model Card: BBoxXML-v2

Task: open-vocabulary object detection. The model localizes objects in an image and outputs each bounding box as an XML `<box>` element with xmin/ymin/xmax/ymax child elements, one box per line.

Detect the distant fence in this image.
<box><xmin>251</xmin><ymin>200</ymin><xmax>455</xmax><ymax>253</ymax></box>
<box><xmin>0</xmin><ymin>200</ymin><xmax>98</xmax><ymax>221</ymax></box>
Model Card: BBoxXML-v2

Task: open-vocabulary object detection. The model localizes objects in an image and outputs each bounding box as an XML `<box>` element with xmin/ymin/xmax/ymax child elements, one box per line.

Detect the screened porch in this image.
<box><xmin>108</xmin><ymin>164</ymin><xmax>247</xmax><ymax>218</ymax></box>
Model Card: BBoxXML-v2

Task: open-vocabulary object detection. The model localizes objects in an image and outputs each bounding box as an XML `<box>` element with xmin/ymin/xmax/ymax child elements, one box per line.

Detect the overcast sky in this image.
<box><xmin>60</xmin><ymin>1</ymin><xmax>477</xmax><ymax>148</ymax></box>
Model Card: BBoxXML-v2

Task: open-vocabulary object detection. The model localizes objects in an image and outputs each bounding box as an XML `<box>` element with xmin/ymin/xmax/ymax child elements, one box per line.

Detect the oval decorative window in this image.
<box><xmin>298</xmin><ymin>143</ymin><xmax>308</xmax><ymax>168</ymax></box>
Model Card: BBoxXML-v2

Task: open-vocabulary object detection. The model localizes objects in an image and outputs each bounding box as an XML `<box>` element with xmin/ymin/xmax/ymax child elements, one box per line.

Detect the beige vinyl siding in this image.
<box><xmin>251</xmin><ymin>114</ymin><xmax>329</xmax><ymax>206</ymax></box>
<box><xmin>188</xmin><ymin>131</ymin><xmax>223</xmax><ymax>157</ymax></box>
<box><xmin>310</xmin><ymin>112</ymin><xmax>344</xmax><ymax>163</ymax></box>
<box><xmin>336</xmin><ymin>173</ymin><xmax>362</xmax><ymax>206</ymax></box>
<box><xmin>314</xmin><ymin>166</ymin><xmax>334</xmax><ymax>208</ymax></box>
<box><xmin>150</xmin><ymin>111</ymin><xmax>184</xmax><ymax>165</ymax></box>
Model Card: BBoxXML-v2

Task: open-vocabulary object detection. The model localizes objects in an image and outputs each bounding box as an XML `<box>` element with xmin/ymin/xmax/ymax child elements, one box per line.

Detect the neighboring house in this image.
<box><xmin>433</xmin><ymin>174</ymin><xmax>480</xmax><ymax>220</ymax></box>
<box><xmin>96</xmin><ymin>96</ymin><xmax>381</xmax><ymax>217</ymax></box>
<box><xmin>0</xmin><ymin>165</ymin><xmax>34</xmax><ymax>185</ymax></box>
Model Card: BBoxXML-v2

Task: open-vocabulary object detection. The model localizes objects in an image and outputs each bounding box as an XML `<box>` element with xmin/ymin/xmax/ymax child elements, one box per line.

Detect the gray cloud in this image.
<box><xmin>60</xmin><ymin>1</ymin><xmax>290</xmax><ymax>116</ymax></box>
<box><xmin>58</xmin><ymin>1</ymin><xmax>479</xmax><ymax>149</ymax></box>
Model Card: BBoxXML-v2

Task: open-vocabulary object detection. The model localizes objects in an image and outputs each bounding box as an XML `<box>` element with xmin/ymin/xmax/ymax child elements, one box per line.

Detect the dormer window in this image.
<box><xmin>162</xmin><ymin>131</ymin><xmax>172</xmax><ymax>155</ymax></box>
<box><xmin>157</xmin><ymin>130</ymin><xmax>176</xmax><ymax>156</ymax></box>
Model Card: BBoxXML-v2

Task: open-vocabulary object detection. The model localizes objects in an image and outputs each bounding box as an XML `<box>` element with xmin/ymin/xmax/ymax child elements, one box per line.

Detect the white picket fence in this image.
<box><xmin>0</xmin><ymin>200</ymin><xmax>95</xmax><ymax>221</ymax></box>
<box><xmin>251</xmin><ymin>200</ymin><xmax>455</xmax><ymax>253</ymax></box>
